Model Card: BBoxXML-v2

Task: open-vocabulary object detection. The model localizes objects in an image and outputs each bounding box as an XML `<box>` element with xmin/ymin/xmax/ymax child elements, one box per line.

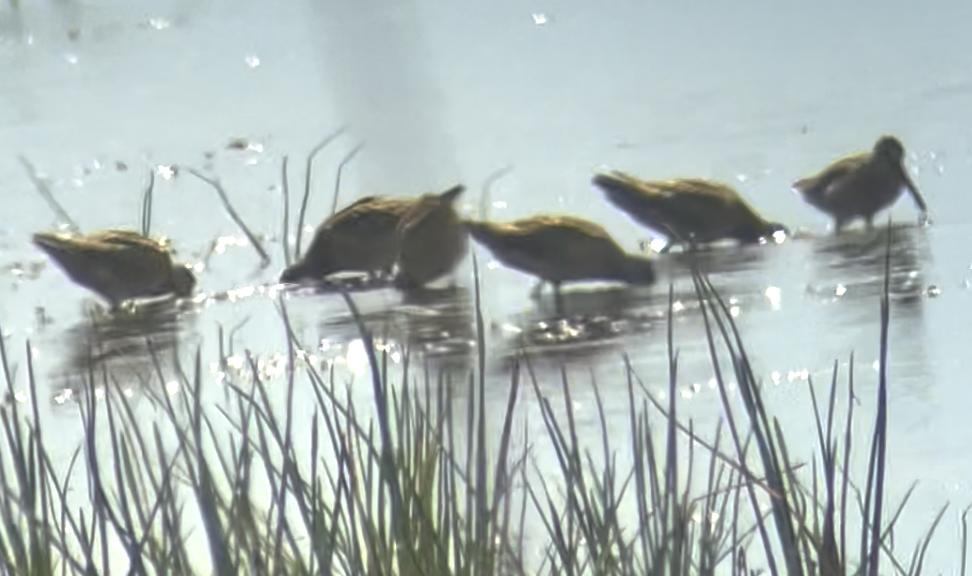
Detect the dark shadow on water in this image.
<box><xmin>47</xmin><ymin>298</ymin><xmax>197</xmax><ymax>403</ymax></box>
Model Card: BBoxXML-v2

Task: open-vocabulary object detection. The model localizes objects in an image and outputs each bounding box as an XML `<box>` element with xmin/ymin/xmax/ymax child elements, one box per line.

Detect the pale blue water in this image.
<box><xmin>1</xmin><ymin>0</ymin><xmax>971</xmax><ymax>572</ymax></box>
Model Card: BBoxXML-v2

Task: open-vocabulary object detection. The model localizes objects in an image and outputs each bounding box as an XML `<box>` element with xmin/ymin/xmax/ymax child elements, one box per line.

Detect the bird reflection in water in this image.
<box><xmin>654</xmin><ymin>239</ymin><xmax>780</xmax><ymax>282</ymax></box>
<box><xmin>310</xmin><ymin>285</ymin><xmax>475</xmax><ymax>374</ymax></box>
<box><xmin>48</xmin><ymin>299</ymin><xmax>195</xmax><ymax>403</ymax></box>
<box><xmin>277</xmin><ymin>272</ymin><xmax>397</xmax><ymax>297</ymax></box>
<box><xmin>808</xmin><ymin>221</ymin><xmax>930</xmax><ymax>306</ymax></box>
<box><xmin>808</xmin><ymin>221</ymin><xmax>933</xmax><ymax>397</ymax></box>
<box><xmin>493</xmin><ymin>285</ymin><xmax>668</xmax><ymax>368</ymax></box>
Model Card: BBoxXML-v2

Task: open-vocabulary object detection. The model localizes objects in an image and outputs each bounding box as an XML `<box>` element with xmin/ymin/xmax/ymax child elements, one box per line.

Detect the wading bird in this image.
<box><xmin>592</xmin><ymin>171</ymin><xmax>788</xmax><ymax>253</ymax></box>
<box><xmin>464</xmin><ymin>214</ymin><xmax>656</xmax><ymax>311</ymax></box>
<box><xmin>279</xmin><ymin>195</ymin><xmax>416</xmax><ymax>283</ymax></box>
<box><xmin>33</xmin><ymin>229</ymin><xmax>196</xmax><ymax>309</ymax></box>
<box><xmin>791</xmin><ymin>135</ymin><xmax>928</xmax><ymax>233</ymax></box>
<box><xmin>394</xmin><ymin>184</ymin><xmax>469</xmax><ymax>290</ymax></box>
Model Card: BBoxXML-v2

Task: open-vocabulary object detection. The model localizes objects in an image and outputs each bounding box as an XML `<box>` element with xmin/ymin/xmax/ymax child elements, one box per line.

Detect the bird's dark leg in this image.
<box><xmin>864</xmin><ymin>215</ymin><xmax>875</xmax><ymax>231</ymax></box>
<box><xmin>529</xmin><ymin>279</ymin><xmax>545</xmax><ymax>300</ymax></box>
<box><xmin>553</xmin><ymin>282</ymin><xmax>564</xmax><ymax>317</ymax></box>
<box><xmin>833</xmin><ymin>219</ymin><xmax>845</xmax><ymax>235</ymax></box>
<box><xmin>393</xmin><ymin>272</ymin><xmax>420</xmax><ymax>293</ymax></box>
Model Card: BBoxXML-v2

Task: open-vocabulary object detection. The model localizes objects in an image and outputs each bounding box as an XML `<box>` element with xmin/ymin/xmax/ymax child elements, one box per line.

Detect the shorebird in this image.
<box><xmin>33</xmin><ymin>229</ymin><xmax>196</xmax><ymax>309</ymax></box>
<box><xmin>279</xmin><ymin>195</ymin><xmax>415</xmax><ymax>283</ymax></box>
<box><xmin>791</xmin><ymin>135</ymin><xmax>928</xmax><ymax>233</ymax></box>
<box><xmin>464</xmin><ymin>214</ymin><xmax>656</xmax><ymax>310</ymax></box>
<box><xmin>592</xmin><ymin>170</ymin><xmax>788</xmax><ymax>252</ymax></box>
<box><xmin>394</xmin><ymin>184</ymin><xmax>469</xmax><ymax>290</ymax></box>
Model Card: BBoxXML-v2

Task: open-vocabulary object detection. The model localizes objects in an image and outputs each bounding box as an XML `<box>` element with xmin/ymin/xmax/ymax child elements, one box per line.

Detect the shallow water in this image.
<box><xmin>2</xmin><ymin>0</ymin><xmax>972</xmax><ymax>571</ymax></box>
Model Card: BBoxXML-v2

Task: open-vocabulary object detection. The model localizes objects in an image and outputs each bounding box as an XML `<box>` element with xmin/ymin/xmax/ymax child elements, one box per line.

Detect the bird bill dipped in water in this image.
<box><xmin>279</xmin><ymin>195</ymin><xmax>417</xmax><ymax>284</ymax></box>
<box><xmin>592</xmin><ymin>170</ymin><xmax>788</xmax><ymax>253</ymax></box>
<box><xmin>464</xmin><ymin>214</ymin><xmax>656</xmax><ymax>310</ymax></box>
<box><xmin>32</xmin><ymin>229</ymin><xmax>196</xmax><ymax>309</ymax></box>
<box><xmin>792</xmin><ymin>135</ymin><xmax>928</xmax><ymax>233</ymax></box>
<box><xmin>394</xmin><ymin>183</ymin><xmax>469</xmax><ymax>290</ymax></box>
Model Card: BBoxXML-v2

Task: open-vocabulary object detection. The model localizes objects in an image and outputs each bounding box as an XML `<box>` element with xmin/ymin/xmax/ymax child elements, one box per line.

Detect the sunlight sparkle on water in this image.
<box><xmin>787</xmin><ymin>370</ymin><xmax>809</xmax><ymax>382</ymax></box>
<box><xmin>835</xmin><ymin>284</ymin><xmax>847</xmax><ymax>297</ymax></box>
<box><xmin>156</xmin><ymin>165</ymin><xmax>176</xmax><ymax>180</ymax></box>
<box><xmin>649</xmin><ymin>238</ymin><xmax>668</xmax><ymax>253</ymax></box>
<box><xmin>244</xmin><ymin>55</ymin><xmax>261</xmax><ymax>68</ymax></box>
<box><xmin>166</xmin><ymin>380</ymin><xmax>179</xmax><ymax>395</ymax></box>
<box><xmin>345</xmin><ymin>340</ymin><xmax>368</xmax><ymax>375</ymax></box>
<box><xmin>672</xmin><ymin>301</ymin><xmax>684</xmax><ymax>312</ymax></box>
<box><xmin>226</xmin><ymin>286</ymin><xmax>256</xmax><ymax>302</ymax></box>
<box><xmin>148</xmin><ymin>18</ymin><xmax>171</xmax><ymax>30</ymax></box>
<box><xmin>532</xmin><ymin>13</ymin><xmax>548</xmax><ymax>26</ymax></box>
<box><xmin>215</xmin><ymin>235</ymin><xmax>247</xmax><ymax>255</ymax></box>
<box><xmin>765</xmin><ymin>286</ymin><xmax>781</xmax><ymax>310</ymax></box>
<box><xmin>492</xmin><ymin>201</ymin><xmax>507</xmax><ymax>209</ymax></box>
<box><xmin>692</xmin><ymin>510</ymin><xmax>720</xmax><ymax>525</ymax></box>
<box><xmin>375</xmin><ymin>341</ymin><xmax>403</xmax><ymax>363</ymax></box>
<box><xmin>487</xmin><ymin>261</ymin><xmax>499</xmax><ymax>270</ymax></box>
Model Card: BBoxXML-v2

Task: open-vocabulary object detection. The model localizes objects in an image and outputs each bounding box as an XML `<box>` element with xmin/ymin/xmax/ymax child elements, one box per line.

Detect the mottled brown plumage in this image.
<box><xmin>279</xmin><ymin>195</ymin><xmax>416</xmax><ymax>283</ymax></box>
<box><xmin>592</xmin><ymin>171</ymin><xmax>788</xmax><ymax>252</ymax></box>
<box><xmin>32</xmin><ymin>229</ymin><xmax>196</xmax><ymax>308</ymax></box>
<box><xmin>394</xmin><ymin>184</ymin><xmax>468</xmax><ymax>290</ymax></box>
<box><xmin>792</xmin><ymin>135</ymin><xmax>927</xmax><ymax>233</ymax></box>
<box><xmin>464</xmin><ymin>215</ymin><xmax>656</xmax><ymax>302</ymax></box>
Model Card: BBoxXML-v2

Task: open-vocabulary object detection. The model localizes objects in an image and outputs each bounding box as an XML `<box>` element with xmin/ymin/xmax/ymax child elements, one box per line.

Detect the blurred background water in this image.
<box><xmin>1</xmin><ymin>0</ymin><xmax>971</xmax><ymax>571</ymax></box>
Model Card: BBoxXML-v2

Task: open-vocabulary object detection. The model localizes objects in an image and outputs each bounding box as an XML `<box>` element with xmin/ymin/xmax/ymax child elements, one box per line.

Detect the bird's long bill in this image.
<box><xmin>439</xmin><ymin>184</ymin><xmax>466</xmax><ymax>204</ymax></box>
<box><xmin>900</xmin><ymin>169</ymin><xmax>928</xmax><ymax>213</ymax></box>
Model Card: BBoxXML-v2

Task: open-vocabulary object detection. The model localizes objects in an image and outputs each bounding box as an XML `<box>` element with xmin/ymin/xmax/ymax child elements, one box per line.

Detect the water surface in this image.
<box><xmin>1</xmin><ymin>0</ymin><xmax>971</xmax><ymax>571</ymax></box>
